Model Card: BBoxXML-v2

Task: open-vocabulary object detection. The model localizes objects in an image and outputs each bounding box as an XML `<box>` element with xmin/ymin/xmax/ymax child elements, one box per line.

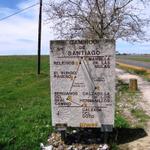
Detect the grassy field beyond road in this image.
<box><xmin>117</xmin><ymin>54</ymin><xmax>150</xmax><ymax>63</ymax></box>
<box><xmin>0</xmin><ymin>56</ymin><xmax>51</xmax><ymax>150</ymax></box>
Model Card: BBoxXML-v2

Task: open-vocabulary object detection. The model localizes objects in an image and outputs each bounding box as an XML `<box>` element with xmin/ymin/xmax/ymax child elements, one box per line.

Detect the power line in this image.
<box><xmin>0</xmin><ymin>3</ymin><xmax>39</xmax><ymax>22</ymax></box>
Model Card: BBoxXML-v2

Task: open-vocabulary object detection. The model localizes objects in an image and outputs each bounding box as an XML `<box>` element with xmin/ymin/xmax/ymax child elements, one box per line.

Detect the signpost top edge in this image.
<box><xmin>50</xmin><ymin>39</ymin><xmax>115</xmax><ymax>44</ymax></box>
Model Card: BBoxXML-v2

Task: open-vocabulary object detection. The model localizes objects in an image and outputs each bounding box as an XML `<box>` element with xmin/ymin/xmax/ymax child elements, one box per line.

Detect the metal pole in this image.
<box><xmin>37</xmin><ymin>0</ymin><xmax>42</xmax><ymax>74</ymax></box>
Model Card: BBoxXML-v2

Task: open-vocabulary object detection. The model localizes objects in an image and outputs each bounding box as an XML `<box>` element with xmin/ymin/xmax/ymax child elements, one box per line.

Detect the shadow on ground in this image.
<box><xmin>64</xmin><ymin>128</ymin><xmax>147</xmax><ymax>145</ymax></box>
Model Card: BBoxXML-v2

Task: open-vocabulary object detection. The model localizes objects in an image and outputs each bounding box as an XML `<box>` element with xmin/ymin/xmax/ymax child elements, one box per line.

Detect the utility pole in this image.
<box><xmin>37</xmin><ymin>0</ymin><xmax>42</xmax><ymax>74</ymax></box>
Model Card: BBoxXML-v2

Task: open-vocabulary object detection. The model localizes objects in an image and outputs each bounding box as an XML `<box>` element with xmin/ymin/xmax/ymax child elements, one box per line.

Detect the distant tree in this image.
<box><xmin>116</xmin><ymin>51</ymin><xmax>120</xmax><ymax>55</ymax></box>
<box><xmin>45</xmin><ymin>0</ymin><xmax>150</xmax><ymax>41</ymax></box>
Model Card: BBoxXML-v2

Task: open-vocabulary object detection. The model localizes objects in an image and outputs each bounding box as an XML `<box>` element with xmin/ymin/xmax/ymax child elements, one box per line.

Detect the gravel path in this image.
<box><xmin>116</xmin><ymin>68</ymin><xmax>150</xmax><ymax>150</ymax></box>
<box><xmin>117</xmin><ymin>59</ymin><xmax>150</xmax><ymax>69</ymax></box>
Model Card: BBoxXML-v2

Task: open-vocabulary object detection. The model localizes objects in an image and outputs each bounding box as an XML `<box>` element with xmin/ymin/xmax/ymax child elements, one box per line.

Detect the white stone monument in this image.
<box><xmin>50</xmin><ymin>40</ymin><xmax>115</xmax><ymax>132</ymax></box>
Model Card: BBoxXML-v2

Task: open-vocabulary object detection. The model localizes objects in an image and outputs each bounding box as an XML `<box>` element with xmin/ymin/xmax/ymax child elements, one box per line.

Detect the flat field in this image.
<box><xmin>116</xmin><ymin>54</ymin><xmax>150</xmax><ymax>69</ymax></box>
<box><xmin>0</xmin><ymin>56</ymin><xmax>51</xmax><ymax>150</ymax></box>
<box><xmin>117</xmin><ymin>54</ymin><xmax>150</xmax><ymax>62</ymax></box>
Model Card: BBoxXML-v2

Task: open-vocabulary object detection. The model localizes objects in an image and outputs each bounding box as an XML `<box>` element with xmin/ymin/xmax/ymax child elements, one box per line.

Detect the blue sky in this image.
<box><xmin>0</xmin><ymin>0</ymin><xmax>24</xmax><ymax>9</ymax></box>
<box><xmin>0</xmin><ymin>0</ymin><xmax>150</xmax><ymax>55</ymax></box>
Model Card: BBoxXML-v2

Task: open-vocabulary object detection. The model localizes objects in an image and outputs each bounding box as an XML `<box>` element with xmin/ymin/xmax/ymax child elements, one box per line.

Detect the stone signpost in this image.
<box><xmin>50</xmin><ymin>40</ymin><xmax>115</xmax><ymax>133</ymax></box>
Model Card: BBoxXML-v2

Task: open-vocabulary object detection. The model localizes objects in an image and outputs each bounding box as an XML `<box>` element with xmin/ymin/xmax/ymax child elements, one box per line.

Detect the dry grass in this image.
<box><xmin>117</xmin><ymin>62</ymin><xmax>150</xmax><ymax>79</ymax></box>
<box><xmin>116</xmin><ymin>62</ymin><xmax>150</xmax><ymax>73</ymax></box>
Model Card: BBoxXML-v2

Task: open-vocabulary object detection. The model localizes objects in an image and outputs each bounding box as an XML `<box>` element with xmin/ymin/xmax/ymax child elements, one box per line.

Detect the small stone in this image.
<box><xmin>101</xmin><ymin>144</ymin><xmax>109</xmax><ymax>150</ymax></box>
<box><xmin>45</xmin><ymin>145</ymin><xmax>53</xmax><ymax>150</ymax></box>
<box><xmin>58</xmin><ymin>145</ymin><xmax>64</xmax><ymax>150</ymax></box>
<box><xmin>40</xmin><ymin>143</ymin><xmax>44</xmax><ymax>149</ymax></box>
<box><xmin>78</xmin><ymin>145</ymin><xmax>83</xmax><ymax>150</ymax></box>
<box><xmin>40</xmin><ymin>144</ymin><xmax>53</xmax><ymax>150</ymax></box>
<box><xmin>67</xmin><ymin>145</ymin><xmax>73</xmax><ymax>150</ymax></box>
<box><xmin>72</xmin><ymin>130</ymin><xmax>77</xmax><ymax>133</ymax></box>
<box><xmin>53</xmin><ymin>141</ymin><xmax>59</xmax><ymax>147</ymax></box>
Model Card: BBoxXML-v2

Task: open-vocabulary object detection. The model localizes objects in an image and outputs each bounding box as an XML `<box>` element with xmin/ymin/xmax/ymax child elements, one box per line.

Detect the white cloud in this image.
<box><xmin>0</xmin><ymin>0</ymin><xmax>54</xmax><ymax>55</ymax></box>
<box><xmin>0</xmin><ymin>0</ymin><xmax>150</xmax><ymax>55</ymax></box>
<box><xmin>117</xmin><ymin>40</ymin><xmax>150</xmax><ymax>54</ymax></box>
<box><xmin>0</xmin><ymin>7</ymin><xmax>14</xmax><ymax>16</ymax></box>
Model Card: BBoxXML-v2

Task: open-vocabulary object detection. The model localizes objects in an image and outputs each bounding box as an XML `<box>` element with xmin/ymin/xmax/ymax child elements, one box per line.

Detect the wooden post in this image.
<box><xmin>129</xmin><ymin>79</ymin><xmax>138</xmax><ymax>92</ymax></box>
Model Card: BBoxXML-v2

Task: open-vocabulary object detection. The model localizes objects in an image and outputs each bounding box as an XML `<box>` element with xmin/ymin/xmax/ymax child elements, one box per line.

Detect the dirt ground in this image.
<box><xmin>116</xmin><ymin>68</ymin><xmax>150</xmax><ymax>150</ymax></box>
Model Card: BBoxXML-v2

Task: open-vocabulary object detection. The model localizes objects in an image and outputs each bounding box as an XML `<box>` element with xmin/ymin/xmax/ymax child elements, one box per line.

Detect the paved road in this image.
<box><xmin>117</xmin><ymin>59</ymin><xmax>150</xmax><ymax>69</ymax></box>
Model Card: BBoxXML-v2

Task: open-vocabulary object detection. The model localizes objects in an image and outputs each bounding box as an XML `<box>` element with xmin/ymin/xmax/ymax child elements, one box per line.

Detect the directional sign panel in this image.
<box><xmin>50</xmin><ymin>40</ymin><xmax>115</xmax><ymax>129</ymax></box>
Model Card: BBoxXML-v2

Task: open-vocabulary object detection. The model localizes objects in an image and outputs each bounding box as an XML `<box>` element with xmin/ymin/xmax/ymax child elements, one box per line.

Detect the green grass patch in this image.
<box><xmin>115</xmin><ymin>114</ymin><xmax>130</xmax><ymax>128</ymax></box>
<box><xmin>131</xmin><ymin>109</ymin><xmax>150</xmax><ymax>125</ymax></box>
<box><xmin>117</xmin><ymin>55</ymin><xmax>150</xmax><ymax>63</ymax></box>
<box><xmin>0</xmin><ymin>56</ymin><xmax>51</xmax><ymax>150</ymax></box>
<box><xmin>126</xmin><ymin>57</ymin><xmax>150</xmax><ymax>63</ymax></box>
<box><xmin>116</xmin><ymin>79</ymin><xmax>129</xmax><ymax>93</ymax></box>
<box><xmin>117</xmin><ymin>64</ymin><xmax>147</xmax><ymax>75</ymax></box>
<box><xmin>110</xmin><ymin>143</ymin><xmax>119</xmax><ymax>150</ymax></box>
<box><xmin>115</xmin><ymin>80</ymin><xmax>130</xmax><ymax>128</ymax></box>
<box><xmin>127</xmin><ymin>68</ymin><xmax>147</xmax><ymax>76</ymax></box>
